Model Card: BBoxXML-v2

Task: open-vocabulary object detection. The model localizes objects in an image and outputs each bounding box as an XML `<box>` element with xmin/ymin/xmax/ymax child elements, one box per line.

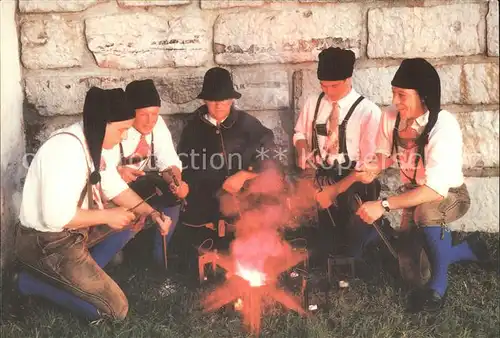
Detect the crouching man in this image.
<box><xmin>356</xmin><ymin>58</ymin><xmax>490</xmax><ymax>312</ymax></box>
<box><xmin>15</xmin><ymin>87</ymin><xmax>171</xmax><ymax>321</ymax></box>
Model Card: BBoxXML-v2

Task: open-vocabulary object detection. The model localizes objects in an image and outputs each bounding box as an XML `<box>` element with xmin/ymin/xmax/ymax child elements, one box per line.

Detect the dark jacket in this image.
<box><xmin>177</xmin><ymin>105</ymin><xmax>276</xmax><ymax>225</ymax></box>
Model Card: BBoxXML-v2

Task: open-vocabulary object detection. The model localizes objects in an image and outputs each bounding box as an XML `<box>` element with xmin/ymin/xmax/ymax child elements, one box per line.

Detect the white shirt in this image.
<box><xmin>293</xmin><ymin>89</ymin><xmax>382</xmax><ymax>166</ymax></box>
<box><xmin>101</xmin><ymin>117</ymin><xmax>181</xmax><ymax>192</ymax></box>
<box><xmin>19</xmin><ymin>122</ymin><xmax>128</xmax><ymax>232</ymax></box>
<box><xmin>375</xmin><ymin>106</ymin><xmax>464</xmax><ymax>197</ymax></box>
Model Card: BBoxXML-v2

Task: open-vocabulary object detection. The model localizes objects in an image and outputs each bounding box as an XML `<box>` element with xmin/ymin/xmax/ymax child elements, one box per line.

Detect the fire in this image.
<box><xmin>201</xmin><ymin>168</ymin><xmax>317</xmax><ymax>335</ymax></box>
<box><xmin>235</xmin><ymin>262</ymin><xmax>266</xmax><ymax>288</ymax></box>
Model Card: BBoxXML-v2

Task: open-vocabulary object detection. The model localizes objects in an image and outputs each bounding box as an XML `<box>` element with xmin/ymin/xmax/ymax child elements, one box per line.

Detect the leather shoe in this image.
<box><xmin>406</xmin><ymin>288</ymin><xmax>446</xmax><ymax>313</ymax></box>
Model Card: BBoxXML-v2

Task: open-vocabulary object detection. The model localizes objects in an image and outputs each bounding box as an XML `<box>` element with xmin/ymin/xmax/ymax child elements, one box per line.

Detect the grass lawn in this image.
<box><xmin>1</xmin><ymin>233</ymin><xmax>498</xmax><ymax>338</ymax></box>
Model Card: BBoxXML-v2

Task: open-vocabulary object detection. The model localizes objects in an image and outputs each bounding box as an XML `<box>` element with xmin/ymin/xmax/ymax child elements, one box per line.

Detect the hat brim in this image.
<box><xmin>197</xmin><ymin>90</ymin><xmax>241</xmax><ymax>101</ymax></box>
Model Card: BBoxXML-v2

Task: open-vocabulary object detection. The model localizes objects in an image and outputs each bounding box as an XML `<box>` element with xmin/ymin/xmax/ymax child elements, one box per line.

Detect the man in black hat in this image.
<box><xmin>293</xmin><ymin>47</ymin><xmax>383</xmax><ymax>263</ymax></box>
<box><xmin>172</xmin><ymin>67</ymin><xmax>277</xmax><ymax>273</ymax></box>
<box><xmin>101</xmin><ymin>79</ymin><xmax>188</xmax><ymax>268</ymax></box>
<box><xmin>357</xmin><ymin>58</ymin><xmax>490</xmax><ymax>312</ymax></box>
<box><xmin>15</xmin><ymin>87</ymin><xmax>171</xmax><ymax>321</ymax></box>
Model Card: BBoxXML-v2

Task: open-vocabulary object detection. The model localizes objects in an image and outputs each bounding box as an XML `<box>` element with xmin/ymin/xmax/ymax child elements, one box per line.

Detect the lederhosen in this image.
<box><xmin>120</xmin><ymin>132</ymin><xmax>180</xmax><ymax>209</ymax></box>
<box><xmin>311</xmin><ymin>93</ymin><xmax>381</xmax><ymax>256</ymax></box>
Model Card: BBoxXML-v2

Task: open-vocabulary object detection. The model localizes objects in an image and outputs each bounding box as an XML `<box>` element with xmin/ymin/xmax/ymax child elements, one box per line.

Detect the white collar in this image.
<box><xmin>204</xmin><ymin>113</ymin><xmax>228</xmax><ymax>126</ymax></box>
<box><xmin>325</xmin><ymin>88</ymin><xmax>359</xmax><ymax>109</ymax></box>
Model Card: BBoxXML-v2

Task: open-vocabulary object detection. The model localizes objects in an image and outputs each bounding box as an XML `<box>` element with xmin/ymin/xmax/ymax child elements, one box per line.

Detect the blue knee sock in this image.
<box><xmin>423</xmin><ymin>227</ymin><xmax>478</xmax><ymax>296</ymax></box>
<box><xmin>18</xmin><ymin>271</ymin><xmax>100</xmax><ymax>320</ymax></box>
<box><xmin>153</xmin><ymin>205</ymin><xmax>180</xmax><ymax>265</ymax></box>
<box><xmin>90</xmin><ymin>228</ymin><xmax>135</xmax><ymax>268</ymax></box>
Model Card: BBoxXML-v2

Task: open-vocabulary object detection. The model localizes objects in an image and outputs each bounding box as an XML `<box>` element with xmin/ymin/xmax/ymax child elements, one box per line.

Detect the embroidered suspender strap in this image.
<box><xmin>311</xmin><ymin>92</ymin><xmax>326</xmax><ymax>161</ymax></box>
<box><xmin>392</xmin><ymin>113</ymin><xmax>421</xmax><ymax>185</ymax></box>
<box><xmin>338</xmin><ymin>95</ymin><xmax>364</xmax><ymax>155</ymax></box>
<box><xmin>150</xmin><ymin>132</ymin><xmax>156</xmax><ymax>168</ymax></box>
<box><xmin>119</xmin><ymin>143</ymin><xmax>125</xmax><ymax>165</ymax></box>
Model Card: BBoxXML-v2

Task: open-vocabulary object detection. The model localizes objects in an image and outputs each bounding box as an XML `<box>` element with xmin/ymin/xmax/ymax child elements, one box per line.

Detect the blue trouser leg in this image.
<box><xmin>153</xmin><ymin>205</ymin><xmax>181</xmax><ymax>265</ymax></box>
<box><xmin>347</xmin><ymin>216</ymin><xmax>380</xmax><ymax>259</ymax></box>
<box><xmin>89</xmin><ymin>228</ymin><xmax>136</xmax><ymax>267</ymax></box>
<box><xmin>17</xmin><ymin>228</ymin><xmax>136</xmax><ymax>320</ymax></box>
<box><xmin>18</xmin><ymin>271</ymin><xmax>101</xmax><ymax>320</ymax></box>
<box><xmin>424</xmin><ymin>226</ymin><xmax>478</xmax><ymax>296</ymax></box>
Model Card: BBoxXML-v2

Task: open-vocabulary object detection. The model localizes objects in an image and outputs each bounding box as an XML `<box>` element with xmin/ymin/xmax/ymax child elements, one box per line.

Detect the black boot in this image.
<box><xmin>465</xmin><ymin>232</ymin><xmax>496</xmax><ymax>272</ymax></box>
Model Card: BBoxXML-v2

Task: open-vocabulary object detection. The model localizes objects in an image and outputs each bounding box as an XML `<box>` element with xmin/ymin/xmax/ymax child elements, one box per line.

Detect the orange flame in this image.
<box><xmin>202</xmin><ymin>168</ymin><xmax>317</xmax><ymax>335</ymax></box>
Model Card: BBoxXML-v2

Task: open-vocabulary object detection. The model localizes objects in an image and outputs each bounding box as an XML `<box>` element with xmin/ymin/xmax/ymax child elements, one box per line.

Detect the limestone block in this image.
<box><xmin>21</xmin><ymin>17</ymin><xmax>84</xmax><ymax>69</ymax></box>
<box><xmin>201</xmin><ymin>0</ymin><xmax>264</xmax><ymax>9</ymax></box>
<box><xmin>232</xmin><ymin>68</ymin><xmax>289</xmax><ymax>111</ymax></box>
<box><xmin>456</xmin><ymin>110</ymin><xmax>499</xmax><ymax>169</ymax></box>
<box><xmin>85</xmin><ymin>12</ymin><xmax>211</xmax><ymax>69</ymax></box>
<box><xmin>487</xmin><ymin>0</ymin><xmax>499</xmax><ymax>56</ymax></box>
<box><xmin>117</xmin><ymin>0</ymin><xmax>191</xmax><ymax>6</ymax></box>
<box><xmin>24</xmin><ymin>71</ymin><xmax>206</xmax><ymax>116</ymax></box>
<box><xmin>19</xmin><ymin>0</ymin><xmax>99</xmax><ymax>13</ymax></box>
<box><xmin>452</xmin><ymin>177</ymin><xmax>499</xmax><ymax>232</ymax></box>
<box><xmin>463</xmin><ymin>63</ymin><xmax>499</xmax><ymax>104</ymax></box>
<box><xmin>368</xmin><ymin>4</ymin><xmax>484</xmax><ymax>58</ymax></box>
<box><xmin>214</xmin><ymin>4</ymin><xmax>362</xmax><ymax>65</ymax></box>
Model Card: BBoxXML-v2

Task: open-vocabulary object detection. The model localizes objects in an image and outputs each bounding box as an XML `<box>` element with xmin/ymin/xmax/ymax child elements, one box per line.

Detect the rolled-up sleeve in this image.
<box><xmin>424</xmin><ymin>121</ymin><xmax>463</xmax><ymax>197</ymax></box>
<box><xmin>293</xmin><ymin>96</ymin><xmax>313</xmax><ymax>146</ymax></box>
<box><xmin>100</xmin><ymin>147</ymin><xmax>129</xmax><ymax>200</ymax></box>
<box><xmin>375</xmin><ymin>108</ymin><xmax>396</xmax><ymax>157</ymax></box>
<box><xmin>154</xmin><ymin>117</ymin><xmax>182</xmax><ymax>172</ymax></box>
<box><xmin>39</xmin><ymin>136</ymin><xmax>88</xmax><ymax>230</ymax></box>
<box><xmin>358</xmin><ymin>103</ymin><xmax>382</xmax><ymax>165</ymax></box>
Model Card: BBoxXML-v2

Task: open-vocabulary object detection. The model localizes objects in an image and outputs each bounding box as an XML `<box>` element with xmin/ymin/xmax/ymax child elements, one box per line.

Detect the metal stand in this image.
<box><xmin>327</xmin><ymin>255</ymin><xmax>355</xmax><ymax>285</ymax></box>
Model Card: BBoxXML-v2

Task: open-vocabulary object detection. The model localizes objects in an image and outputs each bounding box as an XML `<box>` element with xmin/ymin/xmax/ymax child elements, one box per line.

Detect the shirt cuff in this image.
<box><xmin>292</xmin><ymin>133</ymin><xmax>306</xmax><ymax>146</ymax></box>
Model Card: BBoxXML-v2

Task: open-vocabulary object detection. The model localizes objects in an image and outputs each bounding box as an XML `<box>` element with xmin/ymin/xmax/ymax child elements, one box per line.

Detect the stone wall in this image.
<box><xmin>1</xmin><ymin>0</ymin><xmax>26</xmax><ymax>270</ymax></box>
<box><xmin>18</xmin><ymin>0</ymin><xmax>499</xmax><ymax>232</ymax></box>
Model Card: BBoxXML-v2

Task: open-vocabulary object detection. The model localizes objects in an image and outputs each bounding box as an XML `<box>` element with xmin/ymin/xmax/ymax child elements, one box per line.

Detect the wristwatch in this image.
<box><xmin>381</xmin><ymin>198</ymin><xmax>391</xmax><ymax>212</ymax></box>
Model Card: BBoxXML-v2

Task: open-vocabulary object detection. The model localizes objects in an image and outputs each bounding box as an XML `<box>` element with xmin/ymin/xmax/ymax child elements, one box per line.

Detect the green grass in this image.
<box><xmin>1</xmin><ymin>233</ymin><xmax>499</xmax><ymax>338</ymax></box>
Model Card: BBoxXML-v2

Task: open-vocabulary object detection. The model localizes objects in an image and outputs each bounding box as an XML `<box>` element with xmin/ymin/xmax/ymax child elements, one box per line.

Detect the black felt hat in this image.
<box><xmin>197</xmin><ymin>67</ymin><xmax>241</xmax><ymax>101</ymax></box>
<box><xmin>125</xmin><ymin>79</ymin><xmax>161</xmax><ymax>109</ymax></box>
<box><xmin>317</xmin><ymin>47</ymin><xmax>356</xmax><ymax>81</ymax></box>
<box><xmin>83</xmin><ymin>87</ymin><xmax>135</xmax><ymax>184</ymax></box>
<box><xmin>391</xmin><ymin>58</ymin><xmax>441</xmax><ymax>115</ymax></box>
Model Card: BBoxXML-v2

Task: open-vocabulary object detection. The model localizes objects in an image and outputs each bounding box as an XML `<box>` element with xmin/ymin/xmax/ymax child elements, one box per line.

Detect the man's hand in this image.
<box><xmin>315</xmin><ymin>185</ymin><xmax>339</xmax><ymax>209</ymax></box>
<box><xmin>117</xmin><ymin>166</ymin><xmax>145</xmax><ymax>183</ymax></box>
<box><xmin>357</xmin><ymin>200</ymin><xmax>385</xmax><ymax>224</ymax></box>
<box><xmin>354</xmin><ymin>170</ymin><xmax>378</xmax><ymax>184</ymax></box>
<box><xmin>169</xmin><ymin>181</ymin><xmax>189</xmax><ymax>199</ymax></box>
<box><xmin>151</xmin><ymin>211</ymin><xmax>172</xmax><ymax>236</ymax></box>
<box><xmin>223</xmin><ymin>171</ymin><xmax>249</xmax><ymax>194</ymax></box>
<box><xmin>104</xmin><ymin>207</ymin><xmax>136</xmax><ymax>230</ymax></box>
<box><xmin>295</xmin><ymin>140</ymin><xmax>313</xmax><ymax>170</ymax></box>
